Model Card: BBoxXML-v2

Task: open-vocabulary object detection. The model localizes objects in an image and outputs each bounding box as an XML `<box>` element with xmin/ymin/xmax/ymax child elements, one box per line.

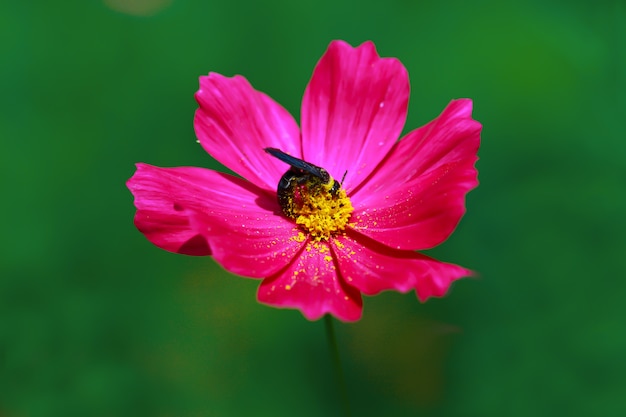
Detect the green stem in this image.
<box><xmin>324</xmin><ymin>314</ymin><xmax>352</xmax><ymax>417</ymax></box>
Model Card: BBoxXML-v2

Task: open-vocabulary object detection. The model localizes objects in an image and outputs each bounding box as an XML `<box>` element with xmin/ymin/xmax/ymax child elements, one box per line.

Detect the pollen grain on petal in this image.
<box><xmin>291</xmin><ymin>231</ymin><xmax>307</xmax><ymax>243</ymax></box>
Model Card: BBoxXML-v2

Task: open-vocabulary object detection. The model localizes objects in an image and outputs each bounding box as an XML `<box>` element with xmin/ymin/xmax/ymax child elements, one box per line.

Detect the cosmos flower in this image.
<box><xmin>127</xmin><ymin>40</ymin><xmax>481</xmax><ymax>322</ymax></box>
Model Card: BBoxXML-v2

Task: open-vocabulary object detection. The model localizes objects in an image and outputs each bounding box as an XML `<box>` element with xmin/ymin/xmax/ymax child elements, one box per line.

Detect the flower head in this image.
<box><xmin>127</xmin><ymin>40</ymin><xmax>481</xmax><ymax>322</ymax></box>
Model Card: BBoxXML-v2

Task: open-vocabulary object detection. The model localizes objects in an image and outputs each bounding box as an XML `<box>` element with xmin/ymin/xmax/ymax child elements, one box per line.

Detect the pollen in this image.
<box><xmin>284</xmin><ymin>176</ymin><xmax>353</xmax><ymax>241</ymax></box>
<box><xmin>292</xmin><ymin>231</ymin><xmax>307</xmax><ymax>243</ymax></box>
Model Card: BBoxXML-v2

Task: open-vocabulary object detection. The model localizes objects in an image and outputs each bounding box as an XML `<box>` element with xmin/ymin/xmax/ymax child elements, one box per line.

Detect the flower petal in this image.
<box><xmin>132</xmin><ymin>207</ymin><xmax>211</xmax><ymax>256</ymax></box>
<box><xmin>332</xmin><ymin>231</ymin><xmax>472</xmax><ymax>301</ymax></box>
<box><xmin>127</xmin><ymin>163</ymin><xmax>302</xmax><ymax>277</ymax></box>
<box><xmin>257</xmin><ymin>240</ymin><xmax>363</xmax><ymax>321</ymax></box>
<box><xmin>350</xmin><ymin>99</ymin><xmax>481</xmax><ymax>250</ymax></box>
<box><xmin>194</xmin><ymin>73</ymin><xmax>301</xmax><ymax>192</ymax></box>
<box><xmin>300</xmin><ymin>40</ymin><xmax>409</xmax><ymax>191</ymax></box>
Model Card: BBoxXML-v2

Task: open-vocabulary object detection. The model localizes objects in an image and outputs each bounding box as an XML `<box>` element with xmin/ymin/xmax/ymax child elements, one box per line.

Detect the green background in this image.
<box><xmin>2</xmin><ymin>0</ymin><xmax>625</xmax><ymax>416</ymax></box>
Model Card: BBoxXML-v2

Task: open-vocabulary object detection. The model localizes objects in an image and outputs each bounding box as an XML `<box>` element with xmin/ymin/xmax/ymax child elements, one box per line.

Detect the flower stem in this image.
<box><xmin>324</xmin><ymin>314</ymin><xmax>352</xmax><ymax>417</ymax></box>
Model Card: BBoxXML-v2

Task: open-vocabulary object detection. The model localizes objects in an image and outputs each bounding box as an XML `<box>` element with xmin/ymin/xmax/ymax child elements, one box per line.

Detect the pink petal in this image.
<box><xmin>332</xmin><ymin>231</ymin><xmax>472</xmax><ymax>301</ymax></box>
<box><xmin>257</xmin><ymin>240</ymin><xmax>363</xmax><ymax>321</ymax></box>
<box><xmin>132</xmin><ymin>208</ymin><xmax>211</xmax><ymax>256</ymax></box>
<box><xmin>300</xmin><ymin>40</ymin><xmax>409</xmax><ymax>192</ymax></box>
<box><xmin>127</xmin><ymin>163</ymin><xmax>303</xmax><ymax>277</ymax></box>
<box><xmin>350</xmin><ymin>99</ymin><xmax>481</xmax><ymax>250</ymax></box>
<box><xmin>194</xmin><ymin>73</ymin><xmax>301</xmax><ymax>193</ymax></box>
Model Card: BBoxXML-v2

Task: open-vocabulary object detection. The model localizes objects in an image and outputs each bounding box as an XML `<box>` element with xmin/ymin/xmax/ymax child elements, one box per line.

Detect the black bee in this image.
<box><xmin>264</xmin><ymin>147</ymin><xmax>341</xmax><ymax>216</ymax></box>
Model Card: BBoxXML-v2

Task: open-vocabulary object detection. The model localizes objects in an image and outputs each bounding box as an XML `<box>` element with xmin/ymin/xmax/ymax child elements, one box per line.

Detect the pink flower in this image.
<box><xmin>127</xmin><ymin>40</ymin><xmax>481</xmax><ymax>322</ymax></box>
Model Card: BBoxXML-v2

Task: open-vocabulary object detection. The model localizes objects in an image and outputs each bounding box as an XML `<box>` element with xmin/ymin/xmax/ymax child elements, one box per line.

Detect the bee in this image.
<box><xmin>264</xmin><ymin>147</ymin><xmax>341</xmax><ymax>216</ymax></box>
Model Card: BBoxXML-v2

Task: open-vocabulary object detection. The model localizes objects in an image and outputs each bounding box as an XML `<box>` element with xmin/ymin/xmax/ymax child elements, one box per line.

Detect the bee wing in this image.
<box><xmin>264</xmin><ymin>147</ymin><xmax>326</xmax><ymax>179</ymax></box>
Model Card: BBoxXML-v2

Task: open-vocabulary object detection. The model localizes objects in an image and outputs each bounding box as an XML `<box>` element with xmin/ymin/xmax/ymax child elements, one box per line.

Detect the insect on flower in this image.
<box><xmin>264</xmin><ymin>147</ymin><xmax>342</xmax><ymax>217</ymax></box>
<box><xmin>127</xmin><ymin>40</ymin><xmax>481</xmax><ymax>321</ymax></box>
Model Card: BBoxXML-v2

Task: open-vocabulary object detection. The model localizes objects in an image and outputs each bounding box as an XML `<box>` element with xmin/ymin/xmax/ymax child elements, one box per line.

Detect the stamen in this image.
<box><xmin>285</xmin><ymin>175</ymin><xmax>353</xmax><ymax>241</ymax></box>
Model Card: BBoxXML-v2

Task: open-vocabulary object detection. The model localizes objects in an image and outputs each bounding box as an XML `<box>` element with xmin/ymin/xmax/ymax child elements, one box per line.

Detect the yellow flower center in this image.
<box><xmin>284</xmin><ymin>175</ymin><xmax>353</xmax><ymax>241</ymax></box>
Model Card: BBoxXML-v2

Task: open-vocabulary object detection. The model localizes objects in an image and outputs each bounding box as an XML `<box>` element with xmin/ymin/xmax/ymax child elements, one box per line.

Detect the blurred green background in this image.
<box><xmin>2</xmin><ymin>0</ymin><xmax>625</xmax><ymax>416</ymax></box>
